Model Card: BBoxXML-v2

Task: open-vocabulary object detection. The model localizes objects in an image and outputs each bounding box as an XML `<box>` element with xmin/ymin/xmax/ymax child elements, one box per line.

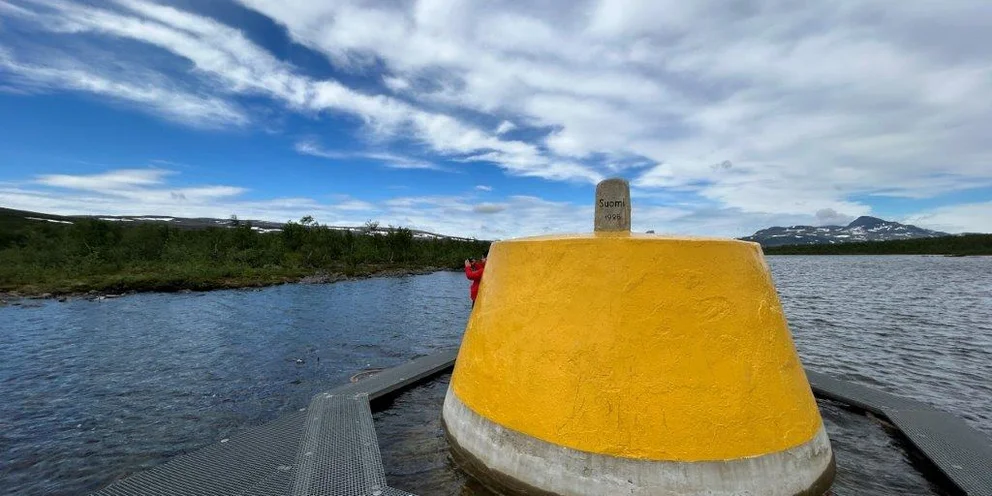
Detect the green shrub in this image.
<box><xmin>0</xmin><ymin>215</ymin><xmax>490</xmax><ymax>294</ymax></box>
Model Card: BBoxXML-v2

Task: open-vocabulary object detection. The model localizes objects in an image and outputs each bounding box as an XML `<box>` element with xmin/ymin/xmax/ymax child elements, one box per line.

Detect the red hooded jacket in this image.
<box><xmin>465</xmin><ymin>261</ymin><xmax>486</xmax><ymax>302</ymax></box>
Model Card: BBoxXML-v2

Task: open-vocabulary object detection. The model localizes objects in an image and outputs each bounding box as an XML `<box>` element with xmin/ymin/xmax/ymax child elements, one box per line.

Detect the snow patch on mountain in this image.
<box><xmin>740</xmin><ymin>216</ymin><xmax>948</xmax><ymax>247</ymax></box>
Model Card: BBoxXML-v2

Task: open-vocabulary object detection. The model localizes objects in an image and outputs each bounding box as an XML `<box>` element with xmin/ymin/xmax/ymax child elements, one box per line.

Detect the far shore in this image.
<box><xmin>3</xmin><ymin>212</ymin><xmax>987</xmax><ymax>306</ymax></box>
<box><xmin>760</xmin><ymin>233</ymin><xmax>991</xmax><ymax>256</ymax></box>
<box><xmin>0</xmin><ymin>265</ymin><xmax>453</xmax><ymax>304</ymax></box>
<box><xmin>2</xmin><ymin>213</ymin><xmax>491</xmax><ymax>305</ymax></box>
<box><xmin>763</xmin><ymin>252</ymin><xmax>991</xmax><ymax>257</ymax></box>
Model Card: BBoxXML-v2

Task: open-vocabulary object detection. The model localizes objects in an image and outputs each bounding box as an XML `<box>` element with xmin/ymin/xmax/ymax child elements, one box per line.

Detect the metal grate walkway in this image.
<box><xmin>807</xmin><ymin>371</ymin><xmax>992</xmax><ymax>496</ymax></box>
<box><xmin>291</xmin><ymin>392</ymin><xmax>408</xmax><ymax>496</ymax></box>
<box><xmin>91</xmin><ymin>350</ymin><xmax>456</xmax><ymax>496</ymax></box>
<box><xmin>92</xmin><ymin>349</ymin><xmax>991</xmax><ymax>496</ymax></box>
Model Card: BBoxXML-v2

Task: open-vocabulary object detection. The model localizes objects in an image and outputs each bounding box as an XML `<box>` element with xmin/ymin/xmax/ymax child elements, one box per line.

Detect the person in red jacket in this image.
<box><xmin>464</xmin><ymin>257</ymin><xmax>486</xmax><ymax>305</ymax></box>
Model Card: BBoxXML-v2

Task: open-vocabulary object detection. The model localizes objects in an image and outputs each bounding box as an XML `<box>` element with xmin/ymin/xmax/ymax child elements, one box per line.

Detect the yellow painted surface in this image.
<box><xmin>450</xmin><ymin>233</ymin><xmax>823</xmax><ymax>461</ymax></box>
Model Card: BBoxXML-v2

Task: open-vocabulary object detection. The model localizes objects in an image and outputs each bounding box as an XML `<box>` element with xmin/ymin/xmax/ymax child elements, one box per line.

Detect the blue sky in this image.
<box><xmin>1</xmin><ymin>0</ymin><xmax>990</xmax><ymax>238</ymax></box>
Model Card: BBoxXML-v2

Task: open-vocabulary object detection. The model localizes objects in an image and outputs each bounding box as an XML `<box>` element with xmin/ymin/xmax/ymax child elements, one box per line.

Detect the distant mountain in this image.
<box><xmin>0</xmin><ymin>207</ymin><xmax>477</xmax><ymax>242</ymax></box>
<box><xmin>740</xmin><ymin>216</ymin><xmax>948</xmax><ymax>247</ymax></box>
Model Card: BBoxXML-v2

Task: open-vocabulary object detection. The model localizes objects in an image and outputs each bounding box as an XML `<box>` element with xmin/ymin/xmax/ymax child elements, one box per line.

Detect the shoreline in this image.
<box><xmin>764</xmin><ymin>253</ymin><xmax>992</xmax><ymax>257</ymax></box>
<box><xmin>0</xmin><ymin>266</ymin><xmax>453</xmax><ymax>305</ymax></box>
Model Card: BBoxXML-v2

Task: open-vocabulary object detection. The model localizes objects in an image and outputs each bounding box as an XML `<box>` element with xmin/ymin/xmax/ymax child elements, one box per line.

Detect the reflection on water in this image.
<box><xmin>2</xmin><ymin>256</ymin><xmax>989</xmax><ymax>495</ymax></box>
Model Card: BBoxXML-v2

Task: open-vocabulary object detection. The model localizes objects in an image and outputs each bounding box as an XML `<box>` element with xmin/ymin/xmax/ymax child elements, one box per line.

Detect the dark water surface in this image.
<box><xmin>773</xmin><ymin>256</ymin><xmax>992</xmax><ymax>435</ymax></box>
<box><xmin>2</xmin><ymin>256</ymin><xmax>990</xmax><ymax>495</ymax></box>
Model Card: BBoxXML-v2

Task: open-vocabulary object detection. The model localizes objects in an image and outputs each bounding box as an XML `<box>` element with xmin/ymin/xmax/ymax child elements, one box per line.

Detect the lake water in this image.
<box><xmin>1</xmin><ymin>255</ymin><xmax>989</xmax><ymax>495</ymax></box>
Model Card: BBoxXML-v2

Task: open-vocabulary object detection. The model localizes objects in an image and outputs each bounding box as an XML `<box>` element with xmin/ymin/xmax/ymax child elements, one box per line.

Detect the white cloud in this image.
<box><xmin>474</xmin><ymin>185</ymin><xmax>492</xmax><ymax>192</ymax></box>
<box><xmin>2</xmin><ymin>0</ymin><xmax>599</xmax><ymax>183</ymax></box>
<box><xmin>294</xmin><ymin>139</ymin><xmax>443</xmax><ymax>170</ymax></box>
<box><xmin>360</xmin><ymin>153</ymin><xmax>440</xmax><ymax>171</ymax></box>
<box><xmin>37</xmin><ymin>168</ymin><xmax>172</xmax><ymax>190</ymax></box>
<box><xmin>383</xmin><ymin>75</ymin><xmax>410</xmax><ymax>92</ymax></box>
<box><xmin>495</xmin><ymin>120</ymin><xmax>515</xmax><ymax>135</ymax></box>
<box><xmin>232</xmin><ymin>0</ymin><xmax>992</xmax><ymax>218</ymax></box>
<box><xmin>32</xmin><ymin>168</ymin><xmax>247</xmax><ymax>203</ymax></box>
<box><xmin>814</xmin><ymin>208</ymin><xmax>855</xmax><ymax>227</ymax></box>
<box><xmin>293</xmin><ymin>140</ymin><xmax>343</xmax><ymax>159</ymax></box>
<box><xmin>0</xmin><ymin>0</ymin><xmax>37</xmax><ymax>19</ymax></box>
<box><xmin>2</xmin><ymin>0</ymin><xmax>990</xmax><ymax>231</ymax></box>
<box><xmin>473</xmin><ymin>203</ymin><xmax>505</xmax><ymax>214</ymax></box>
<box><xmin>0</xmin><ymin>47</ymin><xmax>248</xmax><ymax>128</ymax></box>
<box><xmin>904</xmin><ymin>202</ymin><xmax>992</xmax><ymax>234</ymax></box>
<box><xmin>2</xmin><ymin>168</ymin><xmax>369</xmax><ymax>225</ymax></box>
<box><xmin>327</xmin><ymin>194</ymin><xmax>375</xmax><ymax>212</ymax></box>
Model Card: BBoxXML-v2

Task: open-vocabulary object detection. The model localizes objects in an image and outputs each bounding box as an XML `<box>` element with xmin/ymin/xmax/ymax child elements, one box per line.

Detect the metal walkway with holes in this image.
<box><xmin>807</xmin><ymin>371</ymin><xmax>992</xmax><ymax>496</ymax></box>
<box><xmin>92</xmin><ymin>348</ymin><xmax>992</xmax><ymax>496</ymax></box>
<box><xmin>91</xmin><ymin>349</ymin><xmax>456</xmax><ymax>496</ymax></box>
<box><xmin>291</xmin><ymin>392</ymin><xmax>406</xmax><ymax>496</ymax></box>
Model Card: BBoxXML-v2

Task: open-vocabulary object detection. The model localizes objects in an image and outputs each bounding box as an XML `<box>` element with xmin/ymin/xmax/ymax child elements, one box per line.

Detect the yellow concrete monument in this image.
<box><xmin>442</xmin><ymin>178</ymin><xmax>835</xmax><ymax>495</ymax></box>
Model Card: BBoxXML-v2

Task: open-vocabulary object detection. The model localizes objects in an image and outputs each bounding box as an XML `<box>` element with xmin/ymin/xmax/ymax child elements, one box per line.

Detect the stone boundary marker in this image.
<box><xmin>595</xmin><ymin>178</ymin><xmax>631</xmax><ymax>232</ymax></box>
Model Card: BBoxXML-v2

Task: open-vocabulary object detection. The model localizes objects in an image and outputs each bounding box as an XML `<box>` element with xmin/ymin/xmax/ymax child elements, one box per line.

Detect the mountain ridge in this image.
<box><xmin>740</xmin><ymin>215</ymin><xmax>948</xmax><ymax>247</ymax></box>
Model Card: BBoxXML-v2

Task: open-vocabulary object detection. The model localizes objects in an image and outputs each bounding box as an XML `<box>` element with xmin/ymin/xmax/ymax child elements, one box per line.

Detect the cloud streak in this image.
<box><xmin>2</xmin><ymin>0</ymin><xmax>601</xmax><ymax>183</ymax></box>
<box><xmin>294</xmin><ymin>140</ymin><xmax>443</xmax><ymax>170</ymax></box>
<box><xmin>904</xmin><ymin>202</ymin><xmax>992</xmax><ymax>234</ymax></box>
<box><xmin>33</xmin><ymin>167</ymin><xmax>247</xmax><ymax>203</ymax></box>
<box><xmin>234</xmin><ymin>0</ymin><xmax>992</xmax><ymax>217</ymax></box>
<box><xmin>0</xmin><ymin>47</ymin><xmax>248</xmax><ymax>128</ymax></box>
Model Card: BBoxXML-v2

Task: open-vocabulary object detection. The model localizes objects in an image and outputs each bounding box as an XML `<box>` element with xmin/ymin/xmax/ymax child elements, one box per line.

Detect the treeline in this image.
<box><xmin>0</xmin><ymin>215</ymin><xmax>490</xmax><ymax>295</ymax></box>
<box><xmin>762</xmin><ymin>234</ymin><xmax>992</xmax><ymax>256</ymax></box>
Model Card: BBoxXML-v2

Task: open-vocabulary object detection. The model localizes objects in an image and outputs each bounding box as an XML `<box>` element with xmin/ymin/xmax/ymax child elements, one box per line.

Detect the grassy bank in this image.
<box><xmin>762</xmin><ymin>234</ymin><xmax>992</xmax><ymax>256</ymax></box>
<box><xmin>0</xmin><ymin>214</ymin><xmax>490</xmax><ymax>297</ymax></box>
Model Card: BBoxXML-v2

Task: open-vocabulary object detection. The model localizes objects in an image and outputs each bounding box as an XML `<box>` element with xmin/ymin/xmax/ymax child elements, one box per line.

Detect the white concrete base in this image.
<box><xmin>442</xmin><ymin>387</ymin><xmax>834</xmax><ymax>496</ymax></box>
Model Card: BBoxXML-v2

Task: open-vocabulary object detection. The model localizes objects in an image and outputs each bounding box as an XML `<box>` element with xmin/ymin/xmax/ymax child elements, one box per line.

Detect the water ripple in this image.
<box><xmin>771</xmin><ymin>255</ymin><xmax>992</xmax><ymax>436</ymax></box>
<box><xmin>2</xmin><ymin>256</ymin><xmax>989</xmax><ymax>495</ymax></box>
